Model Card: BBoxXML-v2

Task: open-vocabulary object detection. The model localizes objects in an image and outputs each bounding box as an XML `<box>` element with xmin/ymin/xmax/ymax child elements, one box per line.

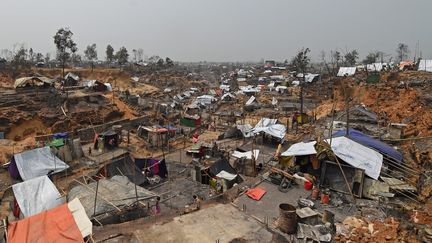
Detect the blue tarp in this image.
<box><xmin>53</xmin><ymin>132</ymin><xmax>68</xmax><ymax>139</ymax></box>
<box><xmin>333</xmin><ymin>129</ymin><xmax>403</xmax><ymax>162</ymax></box>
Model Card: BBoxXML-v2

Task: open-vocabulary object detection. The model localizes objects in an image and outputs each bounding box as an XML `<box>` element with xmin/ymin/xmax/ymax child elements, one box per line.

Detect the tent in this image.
<box><xmin>8</xmin><ymin>146</ymin><xmax>69</xmax><ymax>181</ymax></box>
<box><xmin>325</xmin><ymin>136</ymin><xmax>383</xmax><ymax>180</ymax></box>
<box><xmin>281</xmin><ymin>141</ymin><xmax>317</xmax><ymax>157</ymax></box>
<box><xmin>418</xmin><ymin>59</ymin><xmax>432</xmax><ymax>72</ymax></box>
<box><xmin>337</xmin><ymin>67</ymin><xmax>356</xmax><ymax>77</ymax></box>
<box><xmin>13</xmin><ymin>176</ymin><xmax>64</xmax><ymax>218</ymax></box>
<box><xmin>332</xmin><ymin>128</ymin><xmax>403</xmax><ymax>162</ymax></box>
<box><xmin>7</xmin><ymin>199</ymin><xmax>92</xmax><ymax>243</ymax></box>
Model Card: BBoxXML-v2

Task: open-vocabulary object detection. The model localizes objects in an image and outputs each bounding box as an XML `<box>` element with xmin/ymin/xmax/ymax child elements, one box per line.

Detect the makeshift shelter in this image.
<box><xmin>64</xmin><ymin>72</ymin><xmax>79</xmax><ymax>86</ymax></box>
<box><xmin>98</xmin><ymin>129</ymin><xmax>120</xmax><ymax>150</ymax></box>
<box><xmin>337</xmin><ymin>67</ymin><xmax>356</xmax><ymax>77</ymax></box>
<box><xmin>418</xmin><ymin>59</ymin><xmax>432</xmax><ymax>72</ymax></box>
<box><xmin>7</xmin><ymin>199</ymin><xmax>92</xmax><ymax>243</ymax></box>
<box><xmin>281</xmin><ymin>141</ymin><xmax>317</xmax><ymax>157</ymax></box>
<box><xmin>195</xmin><ymin>95</ymin><xmax>216</xmax><ymax>105</ymax></box>
<box><xmin>366</xmin><ymin>63</ymin><xmax>384</xmax><ymax>72</ymax></box>
<box><xmin>83</xmin><ymin>80</ymin><xmax>111</xmax><ymax>92</ymax></box>
<box><xmin>332</xmin><ymin>128</ymin><xmax>403</xmax><ymax>162</ymax></box>
<box><xmin>253</xmin><ymin>118</ymin><xmax>286</xmax><ymax>141</ymax></box>
<box><xmin>14</xmin><ymin>76</ymin><xmax>54</xmax><ymax>89</ymax></box>
<box><xmin>12</xmin><ymin>175</ymin><xmax>64</xmax><ymax>218</ymax></box>
<box><xmin>232</xmin><ymin>149</ymin><xmax>260</xmax><ymax>177</ymax></box>
<box><xmin>325</xmin><ymin>136</ymin><xmax>383</xmax><ymax>180</ymax></box>
<box><xmin>180</xmin><ymin>114</ymin><xmax>201</xmax><ymax>127</ymax></box>
<box><xmin>399</xmin><ymin>60</ymin><xmax>416</xmax><ymax>71</ymax></box>
<box><xmin>138</xmin><ymin>125</ymin><xmax>176</xmax><ymax>148</ymax></box>
<box><xmin>68</xmin><ymin>176</ymin><xmax>158</xmax><ymax>217</ymax></box>
<box><xmin>8</xmin><ymin>146</ymin><xmax>69</xmax><ymax>181</ymax></box>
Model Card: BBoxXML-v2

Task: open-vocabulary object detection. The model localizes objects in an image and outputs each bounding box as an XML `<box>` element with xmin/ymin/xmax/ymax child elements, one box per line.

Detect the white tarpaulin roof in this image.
<box><xmin>13</xmin><ymin>176</ymin><xmax>64</xmax><ymax>218</ymax></box>
<box><xmin>215</xmin><ymin>170</ymin><xmax>237</xmax><ymax>181</ymax></box>
<box><xmin>326</xmin><ymin>136</ymin><xmax>383</xmax><ymax>179</ymax></box>
<box><xmin>367</xmin><ymin>63</ymin><xmax>384</xmax><ymax>72</ymax></box>
<box><xmin>253</xmin><ymin>118</ymin><xmax>286</xmax><ymax>140</ymax></box>
<box><xmin>232</xmin><ymin>149</ymin><xmax>260</xmax><ymax>160</ymax></box>
<box><xmin>281</xmin><ymin>141</ymin><xmax>317</xmax><ymax>157</ymax></box>
<box><xmin>337</xmin><ymin>67</ymin><xmax>356</xmax><ymax>77</ymax></box>
<box><xmin>305</xmin><ymin>74</ymin><xmax>319</xmax><ymax>83</ymax></box>
<box><xmin>196</xmin><ymin>95</ymin><xmax>216</xmax><ymax>105</ymax></box>
<box><xmin>418</xmin><ymin>60</ymin><xmax>432</xmax><ymax>72</ymax></box>
<box><xmin>13</xmin><ymin>146</ymin><xmax>69</xmax><ymax>181</ymax></box>
<box><xmin>236</xmin><ymin>124</ymin><xmax>254</xmax><ymax>138</ymax></box>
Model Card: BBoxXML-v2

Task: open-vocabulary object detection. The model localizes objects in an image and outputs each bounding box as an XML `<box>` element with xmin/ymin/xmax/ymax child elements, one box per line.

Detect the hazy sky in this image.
<box><xmin>1</xmin><ymin>0</ymin><xmax>431</xmax><ymax>62</ymax></box>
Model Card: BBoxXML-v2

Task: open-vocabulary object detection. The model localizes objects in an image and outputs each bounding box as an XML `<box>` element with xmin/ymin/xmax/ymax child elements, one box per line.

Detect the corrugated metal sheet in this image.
<box><xmin>337</xmin><ymin>67</ymin><xmax>356</xmax><ymax>77</ymax></box>
<box><xmin>418</xmin><ymin>60</ymin><xmax>432</xmax><ymax>72</ymax></box>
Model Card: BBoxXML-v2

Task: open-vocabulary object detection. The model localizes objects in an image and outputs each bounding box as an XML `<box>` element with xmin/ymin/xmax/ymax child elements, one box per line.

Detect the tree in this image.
<box><xmin>44</xmin><ymin>53</ymin><xmax>51</xmax><ymax>64</ymax></box>
<box><xmin>362</xmin><ymin>52</ymin><xmax>379</xmax><ymax>64</ymax></box>
<box><xmin>157</xmin><ymin>58</ymin><xmax>164</xmax><ymax>67</ymax></box>
<box><xmin>9</xmin><ymin>45</ymin><xmax>30</xmax><ymax>78</ymax></box>
<box><xmin>84</xmin><ymin>43</ymin><xmax>97</xmax><ymax>72</ymax></box>
<box><xmin>396</xmin><ymin>43</ymin><xmax>409</xmax><ymax>62</ymax></box>
<box><xmin>344</xmin><ymin>50</ymin><xmax>359</xmax><ymax>66</ymax></box>
<box><xmin>71</xmin><ymin>53</ymin><xmax>82</xmax><ymax>66</ymax></box>
<box><xmin>290</xmin><ymin>48</ymin><xmax>310</xmax><ymax>124</ymax></box>
<box><xmin>29</xmin><ymin>48</ymin><xmax>34</xmax><ymax>63</ymax></box>
<box><xmin>165</xmin><ymin>57</ymin><xmax>174</xmax><ymax>67</ymax></box>
<box><xmin>106</xmin><ymin>44</ymin><xmax>114</xmax><ymax>63</ymax></box>
<box><xmin>132</xmin><ymin>49</ymin><xmax>137</xmax><ymax>62</ymax></box>
<box><xmin>53</xmin><ymin>28</ymin><xmax>77</xmax><ymax>76</ymax></box>
<box><xmin>115</xmin><ymin>47</ymin><xmax>129</xmax><ymax>66</ymax></box>
<box><xmin>137</xmin><ymin>49</ymin><xmax>144</xmax><ymax>62</ymax></box>
<box><xmin>35</xmin><ymin>53</ymin><xmax>44</xmax><ymax>63</ymax></box>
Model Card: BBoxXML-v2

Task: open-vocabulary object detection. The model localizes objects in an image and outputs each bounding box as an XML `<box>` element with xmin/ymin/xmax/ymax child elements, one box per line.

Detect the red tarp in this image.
<box><xmin>246</xmin><ymin>187</ymin><xmax>267</xmax><ymax>201</ymax></box>
<box><xmin>8</xmin><ymin>204</ymin><xmax>84</xmax><ymax>243</ymax></box>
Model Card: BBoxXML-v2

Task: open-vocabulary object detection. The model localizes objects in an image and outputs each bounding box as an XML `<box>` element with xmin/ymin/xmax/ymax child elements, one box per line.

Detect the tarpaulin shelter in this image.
<box><xmin>333</xmin><ymin>128</ymin><xmax>403</xmax><ymax>162</ymax></box>
<box><xmin>180</xmin><ymin>115</ymin><xmax>201</xmax><ymax>127</ymax></box>
<box><xmin>253</xmin><ymin>118</ymin><xmax>286</xmax><ymax>140</ymax></box>
<box><xmin>232</xmin><ymin>150</ymin><xmax>260</xmax><ymax>160</ymax></box>
<box><xmin>281</xmin><ymin>141</ymin><xmax>317</xmax><ymax>157</ymax></box>
<box><xmin>12</xmin><ymin>176</ymin><xmax>64</xmax><ymax>218</ymax></box>
<box><xmin>337</xmin><ymin>67</ymin><xmax>356</xmax><ymax>77</ymax></box>
<box><xmin>8</xmin><ymin>146</ymin><xmax>69</xmax><ymax>181</ymax></box>
<box><xmin>7</xmin><ymin>199</ymin><xmax>92</xmax><ymax>243</ymax></box>
<box><xmin>418</xmin><ymin>59</ymin><xmax>432</xmax><ymax>72</ymax></box>
<box><xmin>325</xmin><ymin>136</ymin><xmax>383</xmax><ymax>180</ymax></box>
<box><xmin>14</xmin><ymin>76</ymin><xmax>54</xmax><ymax>88</ymax></box>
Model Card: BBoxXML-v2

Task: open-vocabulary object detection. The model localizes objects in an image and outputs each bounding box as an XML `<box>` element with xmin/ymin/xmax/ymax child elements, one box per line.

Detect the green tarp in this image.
<box><xmin>49</xmin><ymin>138</ymin><xmax>64</xmax><ymax>148</ymax></box>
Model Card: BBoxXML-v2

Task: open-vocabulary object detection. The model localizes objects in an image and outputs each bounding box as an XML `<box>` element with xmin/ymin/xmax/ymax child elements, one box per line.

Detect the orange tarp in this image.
<box><xmin>8</xmin><ymin>204</ymin><xmax>84</xmax><ymax>243</ymax></box>
<box><xmin>246</xmin><ymin>187</ymin><xmax>266</xmax><ymax>201</ymax></box>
